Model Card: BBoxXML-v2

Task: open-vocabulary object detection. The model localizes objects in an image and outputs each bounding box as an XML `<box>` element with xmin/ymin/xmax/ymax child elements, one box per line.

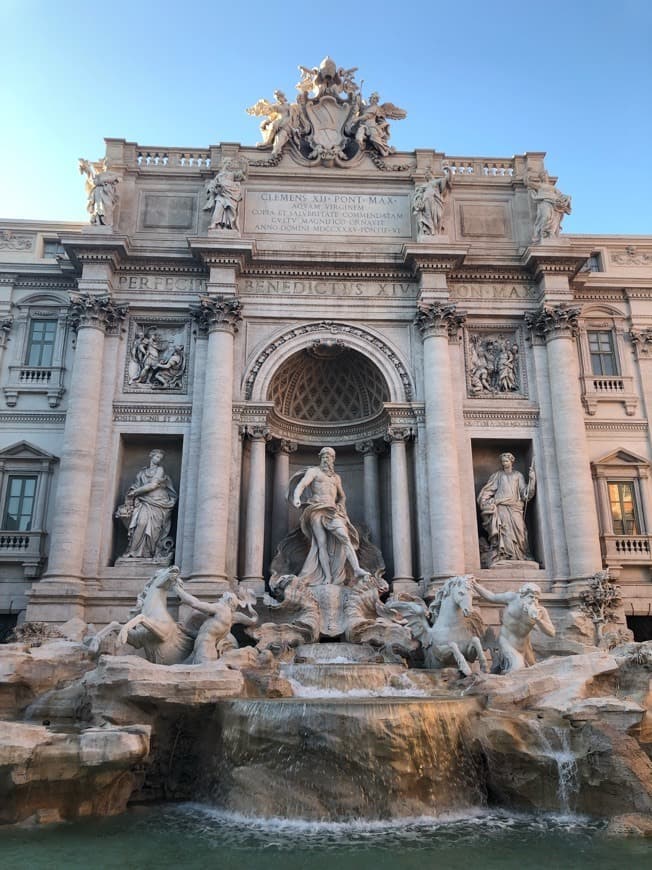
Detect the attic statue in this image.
<box><xmin>88</xmin><ymin>565</ymin><xmax>258</xmax><ymax>665</ymax></box>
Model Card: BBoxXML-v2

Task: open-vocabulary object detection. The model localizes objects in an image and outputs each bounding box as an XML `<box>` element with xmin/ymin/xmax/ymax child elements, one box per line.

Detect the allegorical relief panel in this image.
<box><xmin>464</xmin><ymin>325</ymin><xmax>526</xmax><ymax>399</ymax></box>
<box><xmin>123</xmin><ymin>318</ymin><xmax>190</xmax><ymax>394</ymax></box>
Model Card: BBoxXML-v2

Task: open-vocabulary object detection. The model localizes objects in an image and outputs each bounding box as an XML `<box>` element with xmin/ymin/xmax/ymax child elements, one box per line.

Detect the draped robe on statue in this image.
<box><xmin>478</xmin><ymin>469</ymin><xmax>533</xmax><ymax>564</ymax></box>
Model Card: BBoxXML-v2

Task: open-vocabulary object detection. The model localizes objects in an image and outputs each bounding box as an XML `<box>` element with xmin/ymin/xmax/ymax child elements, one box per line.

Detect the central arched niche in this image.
<box><xmin>267</xmin><ymin>344</ymin><xmax>390</xmax><ymax>429</ymax></box>
<box><xmin>262</xmin><ymin>344</ymin><xmax>394</xmax><ymax>575</ymax></box>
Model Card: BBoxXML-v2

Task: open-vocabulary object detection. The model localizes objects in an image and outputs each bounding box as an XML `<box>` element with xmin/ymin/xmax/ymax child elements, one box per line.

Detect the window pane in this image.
<box><xmin>26</xmin><ymin>319</ymin><xmax>56</xmax><ymax>367</ymax></box>
<box><xmin>587</xmin><ymin>330</ymin><xmax>617</xmax><ymax>376</ymax></box>
<box><xmin>608</xmin><ymin>481</ymin><xmax>640</xmax><ymax>535</ymax></box>
<box><xmin>2</xmin><ymin>476</ymin><xmax>37</xmax><ymax>531</ymax></box>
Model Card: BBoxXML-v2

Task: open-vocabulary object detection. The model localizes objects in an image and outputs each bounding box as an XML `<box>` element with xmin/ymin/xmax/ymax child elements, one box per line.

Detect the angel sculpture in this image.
<box><xmin>78</xmin><ymin>158</ymin><xmax>120</xmax><ymax>227</ymax></box>
<box><xmin>353</xmin><ymin>92</ymin><xmax>406</xmax><ymax>157</ymax></box>
<box><xmin>246</xmin><ymin>90</ymin><xmax>304</xmax><ymax>156</ymax></box>
<box><xmin>389</xmin><ymin>575</ymin><xmax>490</xmax><ymax>676</ymax></box>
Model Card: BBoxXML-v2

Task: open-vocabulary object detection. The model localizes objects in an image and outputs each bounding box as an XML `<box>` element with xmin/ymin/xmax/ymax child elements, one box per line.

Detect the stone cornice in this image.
<box><xmin>114</xmin><ymin>261</ymin><xmax>207</xmax><ymax>275</ymax></box>
<box><xmin>242</xmin><ymin>264</ymin><xmax>412</xmax><ymax>281</ymax></box>
<box><xmin>522</xmin><ymin>245</ymin><xmax>591</xmax><ymax>280</ymax></box>
<box><xmin>187</xmin><ymin>237</ymin><xmax>253</xmax><ymax>272</ymax></box>
<box><xmin>402</xmin><ymin>244</ymin><xmax>468</xmax><ymax>275</ymax></box>
<box><xmin>61</xmin><ymin>233</ymin><xmax>131</xmax><ymax>271</ymax></box>
<box><xmin>68</xmin><ymin>292</ymin><xmax>129</xmax><ymax>333</ymax></box>
<box><xmin>189</xmin><ymin>294</ymin><xmax>242</xmax><ymax>334</ymax></box>
<box><xmin>112</xmin><ymin>403</ymin><xmax>192</xmax><ymax>423</ymax></box>
<box><xmin>449</xmin><ymin>267</ymin><xmax>531</xmax><ymax>283</ymax></box>
<box><xmin>414</xmin><ymin>302</ymin><xmax>467</xmax><ymax>339</ymax></box>
<box><xmin>463</xmin><ymin>408</ymin><xmax>540</xmax><ymax>427</ymax></box>
<box><xmin>524</xmin><ymin>303</ymin><xmax>581</xmax><ymax>340</ymax></box>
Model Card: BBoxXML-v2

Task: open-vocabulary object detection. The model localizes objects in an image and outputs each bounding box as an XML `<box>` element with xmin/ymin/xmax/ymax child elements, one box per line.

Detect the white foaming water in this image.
<box><xmin>286</xmin><ymin>677</ymin><xmax>428</xmax><ymax>699</ymax></box>
<box><xmin>533</xmin><ymin>723</ymin><xmax>579</xmax><ymax>814</ymax></box>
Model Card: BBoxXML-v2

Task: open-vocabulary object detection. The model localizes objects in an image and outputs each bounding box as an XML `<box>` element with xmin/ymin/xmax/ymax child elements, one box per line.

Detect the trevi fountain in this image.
<box><xmin>1</xmin><ymin>57</ymin><xmax>651</xmax><ymax>867</ymax></box>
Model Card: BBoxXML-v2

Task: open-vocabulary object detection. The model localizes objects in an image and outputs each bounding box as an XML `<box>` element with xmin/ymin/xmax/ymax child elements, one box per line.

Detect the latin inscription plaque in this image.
<box><xmin>245</xmin><ymin>191</ymin><xmax>412</xmax><ymax>237</ymax></box>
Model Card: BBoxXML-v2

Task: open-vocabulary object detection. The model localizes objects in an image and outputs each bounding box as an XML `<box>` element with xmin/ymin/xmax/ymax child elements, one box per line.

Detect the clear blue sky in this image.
<box><xmin>1</xmin><ymin>0</ymin><xmax>650</xmax><ymax>235</ymax></box>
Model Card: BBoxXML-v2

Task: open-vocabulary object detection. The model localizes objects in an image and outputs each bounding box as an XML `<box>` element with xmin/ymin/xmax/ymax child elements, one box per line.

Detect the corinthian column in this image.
<box><xmin>241</xmin><ymin>425</ymin><xmax>270</xmax><ymax>593</ymax></box>
<box><xmin>189</xmin><ymin>295</ymin><xmax>241</xmax><ymax>590</ymax></box>
<box><xmin>414</xmin><ymin>302</ymin><xmax>466</xmax><ymax>578</ymax></box>
<box><xmin>355</xmin><ymin>440</ymin><xmax>382</xmax><ymax>546</ymax></box>
<box><xmin>43</xmin><ymin>293</ymin><xmax>128</xmax><ymax>588</ymax></box>
<box><xmin>526</xmin><ymin>303</ymin><xmax>602</xmax><ymax>576</ymax></box>
<box><xmin>270</xmin><ymin>439</ymin><xmax>297</xmax><ymax>555</ymax></box>
<box><xmin>385</xmin><ymin>426</ymin><xmax>414</xmax><ymax>593</ymax></box>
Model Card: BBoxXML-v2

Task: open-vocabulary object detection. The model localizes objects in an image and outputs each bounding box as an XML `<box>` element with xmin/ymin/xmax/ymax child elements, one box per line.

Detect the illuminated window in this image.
<box><xmin>608</xmin><ymin>481</ymin><xmax>640</xmax><ymax>535</ymax></box>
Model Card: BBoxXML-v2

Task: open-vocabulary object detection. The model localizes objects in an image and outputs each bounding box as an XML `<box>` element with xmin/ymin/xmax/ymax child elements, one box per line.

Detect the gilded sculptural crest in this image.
<box><xmin>246</xmin><ymin>56</ymin><xmax>406</xmax><ymax>167</ymax></box>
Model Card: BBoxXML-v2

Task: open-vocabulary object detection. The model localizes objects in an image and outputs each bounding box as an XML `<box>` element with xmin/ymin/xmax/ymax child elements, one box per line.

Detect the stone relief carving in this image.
<box><xmin>0</xmin><ymin>230</ymin><xmax>33</xmax><ymax>251</ymax></box>
<box><xmin>247</xmin><ymin>56</ymin><xmax>407</xmax><ymax>168</ymax></box>
<box><xmin>612</xmin><ymin>246</ymin><xmax>652</xmax><ymax>266</ymax></box>
<box><xmin>472</xmin><ymin>579</ymin><xmax>555</xmax><ymax>673</ymax></box>
<box><xmin>389</xmin><ymin>575</ymin><xmax>489</xmax><ymax>676</ymax></box>
<box><xmin>526</xmin><ymin>170</ymin><xmax>571</xmax><ymax>242</ymax></box>
<box><xmin>412</xmin><ymin>167</ymin><xmax>452</xmax><ymax>237</ymax></box>
<box><xmin>126</xmin><ymin>321</ymin><xmax>187</xmax><ymax>392</ymax></box>
<box><xmin>477</xmin><ymin>452</ymin><xmax>536</xmax><ymax>568</ymax></box>
<box><xmin>88</xmin><ymin>565</ymin><xmax>260</xmax><ymax>666</ymax></box>
<box><xmin>202</xmin><ymin>156</ymin><xmax>248</xmax><ymax>231</ymax></box>
<box><xmin>115</xmin><ymin>449</ymin><xmax>177</xmax><ymax>564</ymax></box>
<box><xmin>467</xmin><ymin>331</ymin><xmax>522</xmax><ymax>397</ymax></box>
<box><xmin>579</xmin><ymin>570</ymin><xmax>623</xmax><ymax>647</ymax></box>
<box><xmin>78</xmin><ymin>158</ymin><xmax>120</xmax><ymax>227</ymax></box>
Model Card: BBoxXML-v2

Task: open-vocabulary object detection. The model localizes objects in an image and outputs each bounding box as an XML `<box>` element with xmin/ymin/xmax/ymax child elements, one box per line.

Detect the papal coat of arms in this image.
<box><xmin>246</xmin><ymin>57</ymin><xmax>406</xmax><ymax>167</ymax></box>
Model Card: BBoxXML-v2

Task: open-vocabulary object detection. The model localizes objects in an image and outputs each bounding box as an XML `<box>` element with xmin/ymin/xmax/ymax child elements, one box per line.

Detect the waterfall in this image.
<box><xmin>533</xmin><ymin>723</ymin><xmax>579</xmax><ymax>814</ymax></box>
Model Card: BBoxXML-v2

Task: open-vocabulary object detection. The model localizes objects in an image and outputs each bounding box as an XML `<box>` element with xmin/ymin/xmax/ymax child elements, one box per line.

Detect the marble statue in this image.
<box><xmin>472</xmin><ymin>579</ymin><xmax>555</xmax><ymax>673</ymax></box>
<box><xmin>413</xmin><ymin>168</ymin><xmax>452</xmax><ymax>236</ymax></box>
<box><xmin>248</xmin><ymin>575</ymin><xmax>321</xmax><ymax>655</ymax></box>
<box><xmin>343</xmin><ymin>573</ymin><xmax>417</xmax><ymax>663</ymax></box>
<box><xmin>291</xmin><ymin>447</ymin><xmax>369</xmax><ymax>586</ymax></box>
<box><xmin>390</xmin><ymin>575</ymin><xmax>489</xmax><ymax>676</ymax></box>
<box><xmin>469</xmin><ymin>335</ymin><xmax>520</xmax><ymax>395</ymax></box>
<box><xmin>115</xmin><ymin>450</ymin><xmax>177</xmax><ymax>562</ymax></box>
<box><xmin>353</xmin><ymin>92</ymin><xmax>406</xmax><ymax>158</ymax></box>
<box><xmin>477</xmin><ymin>453</ymin><xmax>536</xmax><ymax>567</ymax></box>
<box><xmin>78</xmin><ymin>158</ymin><xmax>120</xmax><ymax>227</ymax></box>
<box><xmin>526</xmin><ymin>170</ymin><xmax>572</xmax><ymax>242</ymax></box>
<box><xmin>246</xmin><ymin>90</ymin><xmax>304</xmax><ymax>156</ymax></box>
<box><xmin>88</xmin><ymin>565</ymin><xmax>258</xmax><ymax>666</ymax></box>
<box><xmin>203</xmin><ymin>157</ymin><xmax>247</xmax><ymax>230</ymax></box>
<box><xmin>176</xmin><ymin>585</ymin><xmax>258</xmax><ymax>664</ymax></box>
<box><xmin>247</xmin><ymin>57</ymin><xmax>406</xmax><ymax>166</ymax></box>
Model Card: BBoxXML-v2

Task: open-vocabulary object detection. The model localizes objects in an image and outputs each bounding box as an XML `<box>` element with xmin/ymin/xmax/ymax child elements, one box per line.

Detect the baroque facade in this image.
<box><xmin>1</xmin><ymin>58</ymin><xmax>651</xmax><ymax>640</ymax></box>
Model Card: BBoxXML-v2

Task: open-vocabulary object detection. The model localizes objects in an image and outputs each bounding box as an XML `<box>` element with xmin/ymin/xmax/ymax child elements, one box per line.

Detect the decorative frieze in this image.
<box><xmin>414</xmin><ymin>302</ymin><xmax>466</xmax><ymax>339</ymax></box>
<box><xmin>189</xmin><ymin>295</ymin><xmax>242</xmax><ymax>334</ymax></box>
<box><xmin>463</xmin><ymin>408</ymin><xmax>540</xmax><ymax>427</ymax></box>
<box><xmin>524</xmin><ymin>303</ymin><xmax>581</xmax><ymax>340</ymax></box>
<box><xmin>0</xmin><ymin>230</ymin><xmax>33</xmax><ymax>251</ymax></box>
<box><xmin>68</xmin><ymin>292</ymin><xmax>128</xmax><ymax>333</ymax></box>
<box><xmin>112</xmin><ymin>403</ymin><xmax>192</xmax><ymax>423</ymax></box>
<box><xmin>611</xmin><ymin>246</ymin><xmax>652</xmax><ymax>266</ymax></box>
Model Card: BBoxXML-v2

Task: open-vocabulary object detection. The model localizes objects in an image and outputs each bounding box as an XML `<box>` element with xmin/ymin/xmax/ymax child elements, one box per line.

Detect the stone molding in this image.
<box><xmin>189</xmin><ymin>294</ymin><xmax>242</xmax><ymax>334</ymax></box>
<box><xmin>68</xmin><ymin>292</ymin><xmax>128</xmax><ymax>334</ymax></box>
<box><xmin>524</xmin><ymin>303</ymin><xmax>581</xmax><ymax>341</ymax></box>
<box><xmin>0</xmin><ymin>412</ymin><xmax>66</xmax><ymax>425</ymax></box>
<box><xmin>585</xmin><ymin>420</ymin><xmax>649</xmax><ymax>433</ymax></box>
<box><xmin>414</xmin><ymin>302</ymin><xmax>466</xmax><ymax>339</ymax></box>
<box><xmin>463</xmin><ymin>408</ymin><xmax>540</xmax><ymax>427</ymax></box>
<box><xmin>112</xmin><ymin>403</ymin><xmax>192</xmax><ymax>423</ymax></box>
<box><xmin>244</xmin><ymin>320</ymin><xmax>414</xmax><ymax>402</ymax></box>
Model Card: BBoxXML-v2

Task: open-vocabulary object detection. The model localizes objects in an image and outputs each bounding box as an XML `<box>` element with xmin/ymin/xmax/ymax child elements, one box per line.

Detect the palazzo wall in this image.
<box><xmin>1</xmin><ymin>62</ymin><xmax>651</xmax><ymax>640</ymax></box>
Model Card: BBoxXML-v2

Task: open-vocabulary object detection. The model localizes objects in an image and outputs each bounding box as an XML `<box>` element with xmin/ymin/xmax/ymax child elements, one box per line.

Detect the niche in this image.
<box><xmin>471</xmin><ymin>439</ymin><xmax>543</xmax><ymax>568</ymax></box>
<box><xmin>112</xmin><ymin>434</ymin><xmax>183</xmax><ymax>565</ymax></box>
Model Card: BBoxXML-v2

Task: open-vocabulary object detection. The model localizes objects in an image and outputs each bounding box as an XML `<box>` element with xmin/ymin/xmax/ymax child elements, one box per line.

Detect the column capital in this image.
<box><xmin>355</xmin><ymin>439</ymin><xmax>382</xmax><ymax>456</ymax></box>
<box><xmin>414</xmin><ymin>302</ymin><xmax>466</xmax><ymax>339</ymax></box>
<box><xmin>630</xmin><ymin>327</ymin><xmax>652</xmax><ymax>358</ymax></box>
<box><xmin>269</xmin><ymin>438</ymin><xmax>298</xmax><ymax>455</ymax></box>
<box><xmin>190</xmin><ymin>294</ymin><xmax>242</xmax><ymax>334</ymax></box>
<box><xmin>525</xmin><ymin>302</ymin><xmax>581</xmax><ymax>342</ymax></box>
<box><xmin>385</xmin><ymin>426</ymin><xmax>414</xmax><ymax>444</ymax></box>
<box><xmin>68</xmin><ymin>292</ymin><xmax>128</xmax><ymax>333</ymax></box>
<box><xmin>0</xmin><ymin>315</ymin><xmax>13</xmax><ymax>349</ymax></box>
<box><xmin>246</xmin><ymin>425</ymin><xmax>271</xmax><ymax>442</ymax></box>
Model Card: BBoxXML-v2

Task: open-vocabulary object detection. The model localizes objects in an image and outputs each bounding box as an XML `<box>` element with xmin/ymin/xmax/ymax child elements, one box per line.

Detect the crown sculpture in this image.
<box><xmin>246</xmin><ymin>56</ymin><xmax>407</xmax><ymax>168</ymax></box>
